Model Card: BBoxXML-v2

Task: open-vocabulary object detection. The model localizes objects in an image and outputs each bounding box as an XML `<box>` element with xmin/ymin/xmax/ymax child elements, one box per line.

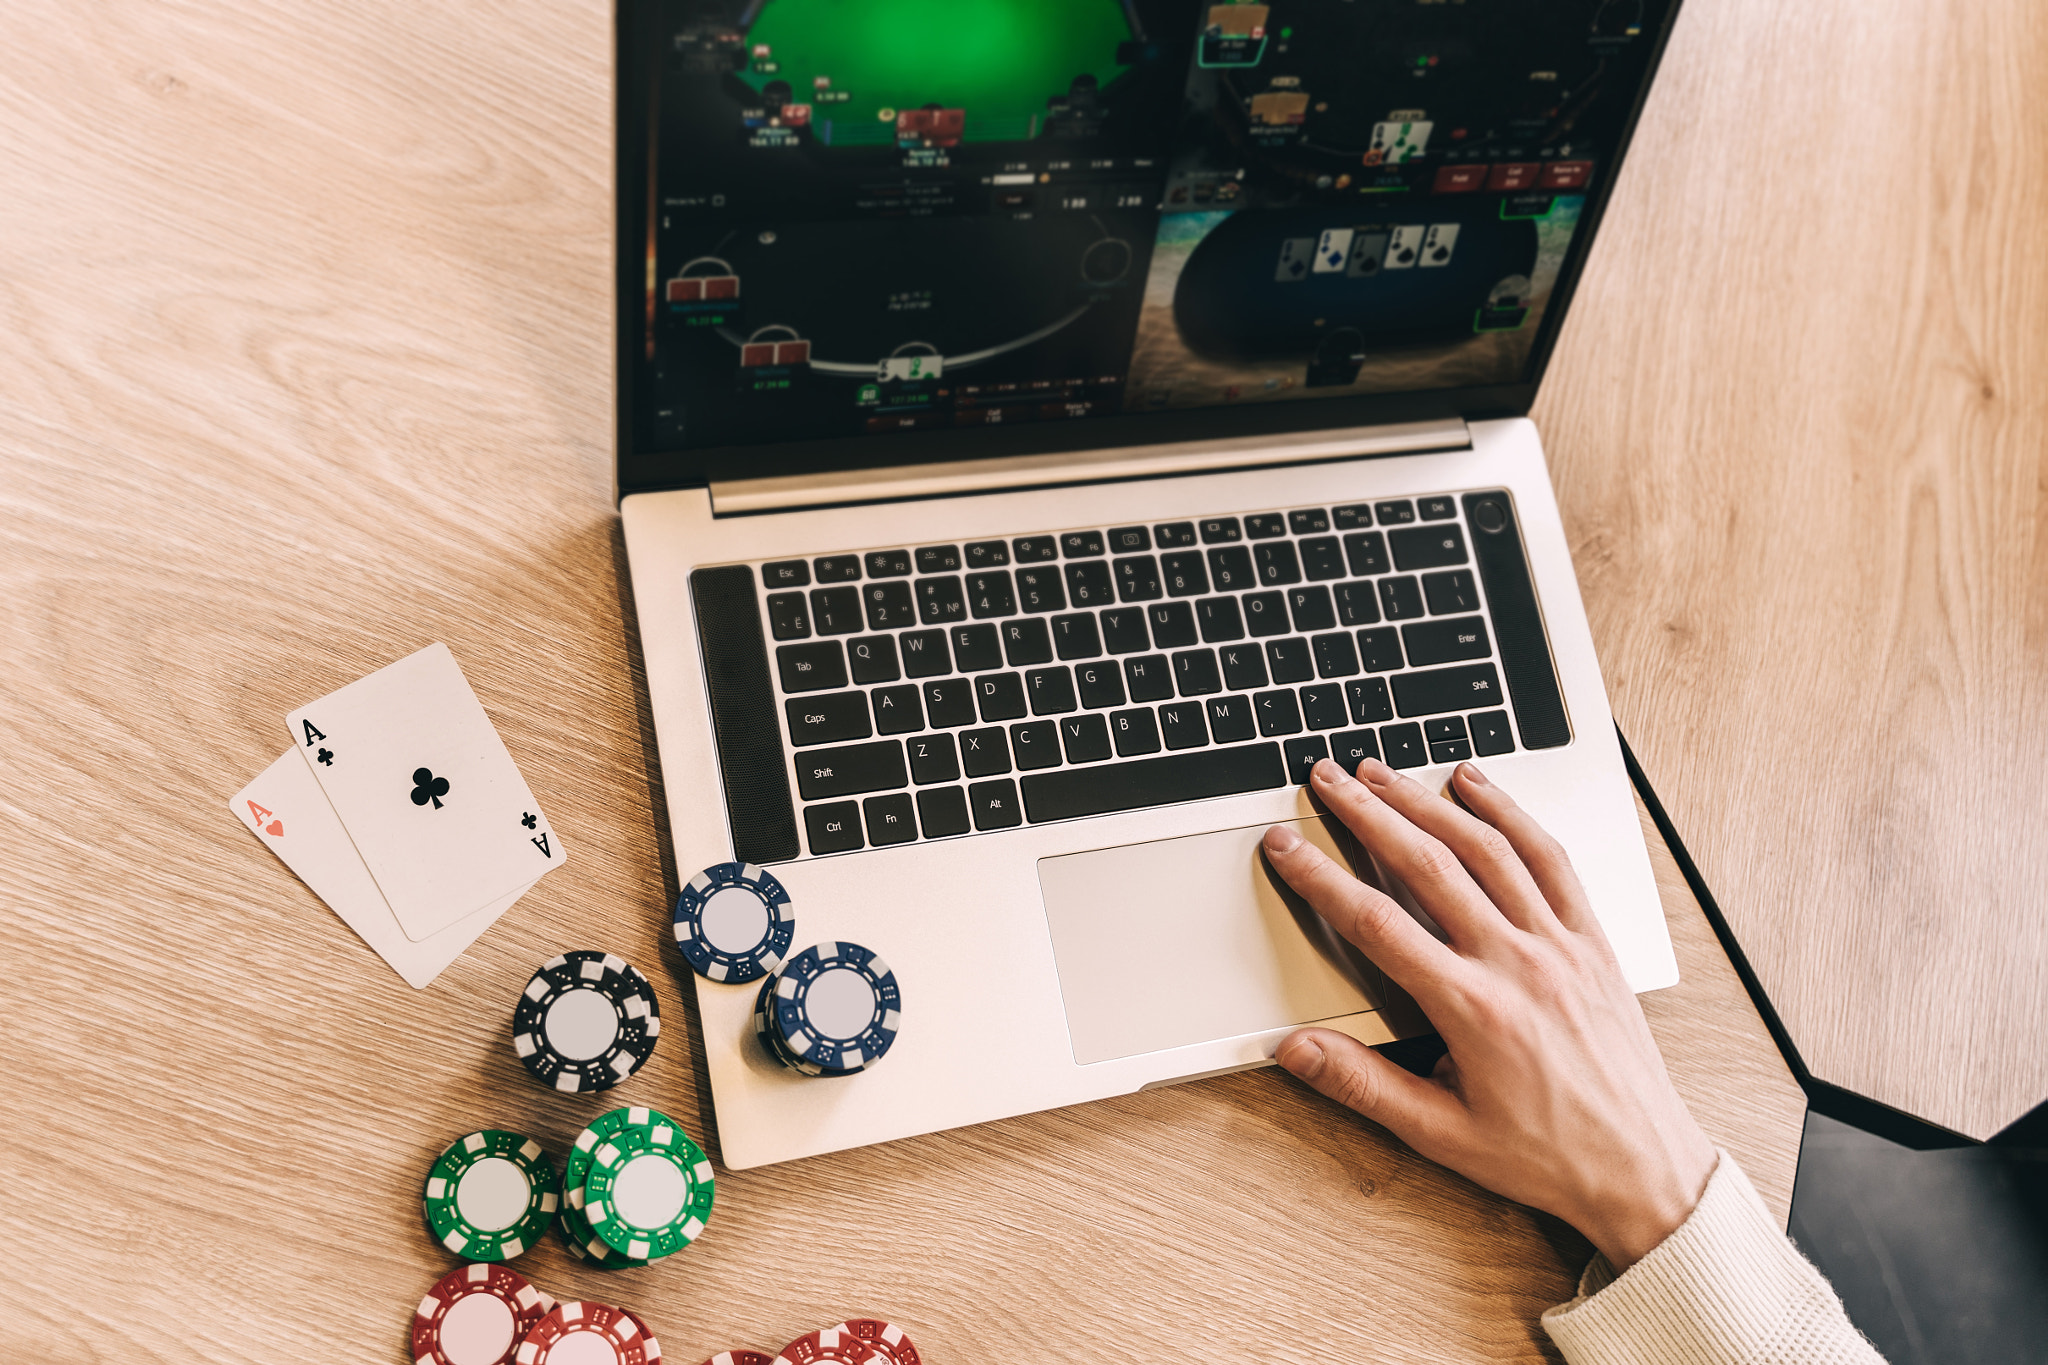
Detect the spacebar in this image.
<box><xmin>1020</xmin><ymin>744</ymin><xmax>1287</xmax><ymax>823</ymax></box>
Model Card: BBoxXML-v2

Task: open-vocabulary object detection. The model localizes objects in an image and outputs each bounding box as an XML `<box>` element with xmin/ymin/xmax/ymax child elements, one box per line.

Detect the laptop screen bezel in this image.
<box><xmin>614</xmin><ymin>0</ymin><xmax>1683</xmax><ymax>497</ymax></box>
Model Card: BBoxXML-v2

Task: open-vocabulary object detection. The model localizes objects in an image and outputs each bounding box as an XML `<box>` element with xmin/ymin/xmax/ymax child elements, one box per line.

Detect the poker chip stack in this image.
<box><xmin>408</xmin><ymin>1263</ymin><xmax>924</xmax><ymax>1365</ymax></box>
<box><xmin>512</xmin><ymin>951</ymin><xmax>662</xmax><ymax>1093</ymax></box>
<box><xmin>671</xmin><ymin>862</ymin><xmax>905</xmax><ymax>1079</ymax></box>
<box><xmin>703</xmin><ymin>1319</ymin><xmax>923</xmax><ymax>1365</ymax></box>
<box><xmin>750</xmin><ymin>942</ymin><xmax>902</xmax><ymax>1078</ymax></box>
<box><xmin>556</xmin><ymin>1105</ymin><xmax>715</xmax><ymax>1268</ymax></box>
<box><xmin>412</xmin><ymin>1264</ymin><xmax>557</xmax><ymax>1365</ymax></box>
<box><xmin>412</xmin><ymin>1269</ymin><xmax>668</xmax><ymax>1365</ymax></box>
<box><xmin>831</xmin><ymin>1319</ymin><xmax>922</xmax><ymax>1365</ymax></box>
<box><xmin>672</xmin><ymin>862</ymin><xmax>796</xmax><ymax>985</ymax></box>
<box><xmin>517</xmin><ymin>1300</ymin><xmax>662</xmax><ymax>1364</ymax></box>
<box><xmin>422</xmin><ymin>1130</ymin><xmax>561</xmax><ymax>1261</ymax></box>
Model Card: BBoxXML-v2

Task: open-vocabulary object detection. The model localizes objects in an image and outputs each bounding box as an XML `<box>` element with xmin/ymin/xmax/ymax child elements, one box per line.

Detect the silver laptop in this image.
<box><xmin>615</xmin><ymin>0</ymin><xmax>1683</xmax><ymax>1168</ymax></box>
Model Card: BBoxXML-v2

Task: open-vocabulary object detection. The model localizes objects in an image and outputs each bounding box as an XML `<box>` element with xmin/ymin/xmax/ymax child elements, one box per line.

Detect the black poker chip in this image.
<box><xmin>511</xmin><ymin>951</ymin><xmax>660</xmax><ymax>1093</ymax></box>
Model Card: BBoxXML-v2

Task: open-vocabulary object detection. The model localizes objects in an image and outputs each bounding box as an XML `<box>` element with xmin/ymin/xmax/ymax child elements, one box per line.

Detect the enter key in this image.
<box><xmin>1400</xmin><ymin>615</ymin><xmax>1492</xmax><ymax>666</ymax></box>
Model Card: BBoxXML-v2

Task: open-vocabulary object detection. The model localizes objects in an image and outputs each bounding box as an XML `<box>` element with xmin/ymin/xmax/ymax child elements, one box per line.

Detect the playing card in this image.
<box><xmin>286</xmin><ymin>643</ymin><xmax>565</xmax><ymax>941</ymax></box>
<box><xmin>230</xmin><ymin>750</ymin><xmax>531</xmax><ymax>988</ymax></box>
<box><xmin>1313</xmin><ymin>228</ymin><xmax>1354</xmax><ymax>273</ymax></box>
<box><xmin>1346</xmin><ymin>230</ymin><xmax>1390</xmax><ymax>277</ymax></box>
<box><xmin>1384</xmin><ymin>225</ymin><xmax>1425</xmax><ymax>269</ymax></box>
<box><xmin>1370</xmin><ymin>120</ymin><xmax>1433</xmax><ymax>164</ymax></box>
<box><xmin>1275</xmin><ymin>237</ymin><xmax>1314</xmax><ymax>282</ymax></box>
<box><xmin>1420</xmin><ymin>222</ymin><xmax>1461</xmax><ymax>267</ymax></box>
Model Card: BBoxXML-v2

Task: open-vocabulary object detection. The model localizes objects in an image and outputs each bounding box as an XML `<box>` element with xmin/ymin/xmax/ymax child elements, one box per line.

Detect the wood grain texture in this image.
<box><xmin>1533</xmin><ymin>0</ymin><xmax>2048</xmax><ymax>1139</ymax></box>
<box><xmin>0</xmin><ymin>1</ymin><xmax>1798</xmax><ymax>1360</ymax></box>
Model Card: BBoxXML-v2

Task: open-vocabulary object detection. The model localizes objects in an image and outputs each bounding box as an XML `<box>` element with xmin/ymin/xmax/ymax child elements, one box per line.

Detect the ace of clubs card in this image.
<box><xmin>286</xmin><ymin>643</ymin><xmax>564</xmax><ymax>941</ymax></box>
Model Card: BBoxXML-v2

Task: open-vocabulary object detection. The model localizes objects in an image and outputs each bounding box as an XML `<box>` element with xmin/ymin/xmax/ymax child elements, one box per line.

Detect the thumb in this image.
<box><xmin>1276</xmin><ymin>1028</ymin><xmax>1456</xmax><ymax>1147</ymax></box>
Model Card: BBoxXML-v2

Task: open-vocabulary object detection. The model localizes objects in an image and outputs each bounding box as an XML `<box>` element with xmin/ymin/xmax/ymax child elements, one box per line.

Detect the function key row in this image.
<box><xmin>758</xmin><ymin>499</ymin><xmax>1461</xmax><ymax>589</ymax></box>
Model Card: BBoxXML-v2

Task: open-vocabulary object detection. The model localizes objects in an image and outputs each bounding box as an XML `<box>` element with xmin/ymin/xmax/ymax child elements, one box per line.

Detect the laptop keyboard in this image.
<box><xmin>690</xmin><ymin>490</ymin><xmax>1570</xmax><ymax>864</ymax></box>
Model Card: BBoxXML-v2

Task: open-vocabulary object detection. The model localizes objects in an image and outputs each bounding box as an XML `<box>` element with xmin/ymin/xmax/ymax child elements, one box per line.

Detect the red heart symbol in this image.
<box><xmin>265</xmin><ymin>820</ymin><xmax>284</xmax><ymax>836</ymax></box>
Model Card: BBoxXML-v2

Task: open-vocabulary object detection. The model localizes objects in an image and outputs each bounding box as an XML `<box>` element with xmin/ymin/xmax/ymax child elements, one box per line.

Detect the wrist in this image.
<box><xmin>1575</xmin><ymin>1140</ymin><xmax>1719</xmax><ymax>1270</ymax></box>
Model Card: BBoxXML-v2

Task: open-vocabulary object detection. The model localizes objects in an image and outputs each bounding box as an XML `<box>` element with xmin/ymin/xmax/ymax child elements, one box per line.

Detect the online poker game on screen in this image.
<box><xmin>631</xmin><ymin>0</ymin><xmax>1669</xmax><ymax>457</ymax></box>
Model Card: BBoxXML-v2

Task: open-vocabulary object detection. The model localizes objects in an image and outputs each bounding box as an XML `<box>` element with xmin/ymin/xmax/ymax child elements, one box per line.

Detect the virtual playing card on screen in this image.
<box><xmin>229</xmin><ymin>749</ymin><xmax>531</xmax><ymax>988</ymax></box>
<box><xmin>285</xmin><ymin>643</ymin><xmax>564</xmax><ymax>941</ymax></box>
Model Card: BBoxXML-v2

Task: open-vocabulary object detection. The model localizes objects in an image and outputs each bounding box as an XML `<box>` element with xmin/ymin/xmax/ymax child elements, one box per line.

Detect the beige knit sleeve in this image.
<box><xmin>1541</xmin><ymin>1150</ymin><xmax>1888</xmax><ymax>1365</ymax></box>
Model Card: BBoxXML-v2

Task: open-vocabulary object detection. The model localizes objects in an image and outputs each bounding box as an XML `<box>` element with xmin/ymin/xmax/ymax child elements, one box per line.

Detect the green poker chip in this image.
<box><xmin>421</xmin><ymin>1129</ymin><xmax>558</xmax><ymax>1261</ymax></box>
<box><xmin>582</xmin><ymin>1107</ymin><xmax>715</xmax><ymax>1260</ymax></box>
<box><xmin>557</xmin><ymin>1196</ymin><xmax>644</xmax><ymax>1269</ymax></box>
<box><xmin>558</xmin><ymin>1109</ymin><xmax>651</xmax><ymax>1269</ymax></box>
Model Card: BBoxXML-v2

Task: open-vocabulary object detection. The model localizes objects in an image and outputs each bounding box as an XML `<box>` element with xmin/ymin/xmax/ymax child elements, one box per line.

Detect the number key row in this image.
<box><xmin>768</xmin><ymin>569</ymin><xmax>1478</xmax><ymax>646</ymax></box>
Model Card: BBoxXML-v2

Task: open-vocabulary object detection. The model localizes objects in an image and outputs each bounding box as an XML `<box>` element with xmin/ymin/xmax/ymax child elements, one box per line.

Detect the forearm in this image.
<box><xmin>1541</xmin><ymin>1152</ymin><xmax>1887</xmax><ymax>1365</ymax></box>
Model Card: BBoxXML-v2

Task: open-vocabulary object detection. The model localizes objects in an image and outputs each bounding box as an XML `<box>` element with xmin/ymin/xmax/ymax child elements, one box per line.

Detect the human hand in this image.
<box><xmin>1263</xmin><ymin>756</ymin><xmax>1716</xmax><ymax>1270</ymax></box>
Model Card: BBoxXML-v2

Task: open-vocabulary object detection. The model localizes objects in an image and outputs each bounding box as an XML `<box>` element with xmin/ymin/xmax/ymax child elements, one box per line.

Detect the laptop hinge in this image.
<box><xmin>707</xmin><ymin>418</ymin><xmax>1471</xmax><ymax>515</ymax></box>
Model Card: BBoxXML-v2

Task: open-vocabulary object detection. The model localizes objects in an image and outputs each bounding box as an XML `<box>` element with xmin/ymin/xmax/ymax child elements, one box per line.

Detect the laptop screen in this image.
<box><xmin>618</xmin><ymin>0</ymin><xmax>1677</xmax><ymax>487</ymax></box>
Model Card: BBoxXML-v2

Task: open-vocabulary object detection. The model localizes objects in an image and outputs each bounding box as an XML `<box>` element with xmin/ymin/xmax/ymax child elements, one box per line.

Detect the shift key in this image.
<box><xmin>795</xmin><ymin>740</ymin><xmax>907</xmax><ymax>800</ymax></box>
<box><xmin>1391</xmin><ymin>662</ymin><xmax>1505</xmax><ymax>716</ymax></box>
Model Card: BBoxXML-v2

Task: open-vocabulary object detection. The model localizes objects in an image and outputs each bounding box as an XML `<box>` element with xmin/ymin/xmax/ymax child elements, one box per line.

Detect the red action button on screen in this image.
<box><xmin>1539</xmin><ymin>160</ymin><xmax>1594</xmax><ymax>189</ymax></box>
<box><xmin>1487</xmin><ymin>162</ymin><xmax>1541</xmax><ymax>191</ymax></box>
<box><xmin>1432</xmin><ymin>164</ymin><xmax>1487</xmax><ymax>193</ymax></box>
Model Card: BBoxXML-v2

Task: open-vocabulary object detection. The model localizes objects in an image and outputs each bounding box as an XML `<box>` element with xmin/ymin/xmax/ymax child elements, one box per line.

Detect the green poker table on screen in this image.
<box><xmin>737</xmin><ymin>0</ymin><xmax>1135</xmax><ymax>144</ymax></box>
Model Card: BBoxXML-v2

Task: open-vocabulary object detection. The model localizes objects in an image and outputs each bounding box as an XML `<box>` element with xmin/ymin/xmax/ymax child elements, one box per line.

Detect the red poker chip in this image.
<box><xmin>834</xmin><ymin>1320</ymin><xmax>921</xmax><ymax>1365</ymax></box>
<box><xmin>412</xmin><ymin>1263</ymin><xmax>555</xmax><ymax>1365</ymax></box>
<box><xmin>772</xmin><ymin>1327</ymin><xmax>886</xmax><ymax>1365</ymax></box>
<box><xmin>697</xmin><ymin>1354</ymin><xmax>773</xmax><ymax>1365</ymax></box>
<box><xmin>621</xmin><ymin>1309</ymin><xmax>663</xmax><ymax>1363</ymax></box>
<box><xmin>516</xmin><ymin>1301</ymin><xmax>652</xmax><ymax>1365</ymax></box>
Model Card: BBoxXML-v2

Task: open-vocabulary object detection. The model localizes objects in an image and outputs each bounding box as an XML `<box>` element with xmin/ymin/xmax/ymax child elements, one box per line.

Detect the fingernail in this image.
<box><xmin>1263</xmin><ymin>824</ymin><xmax>1302</xmax><ymax>854</ymax></box>
<box><xmin>1458</xmin><ymin>762</ymin><xmax>1491</xmax><ymax>787</ymax></box>
<box><xmin>1357</xmin><ymin>756</ymin><xmax>1395</xmax><ymax>787</ymax></box>
<box><xmin>1277</xmin><ymin>1034</ymin><xmax>1326</xmax><ymax>1079</ymax></box>
<box><xmin>1310</xmin><ymin>757</ymin><xmax>1349</xmax><ymax>786</ymax></box>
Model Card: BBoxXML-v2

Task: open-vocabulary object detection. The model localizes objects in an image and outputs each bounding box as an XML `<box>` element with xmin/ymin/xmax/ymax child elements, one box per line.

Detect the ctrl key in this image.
<box><xmin>804</xmin><ymin>801</ymin><xmax>863</xmax><ymax>855</ymax></box>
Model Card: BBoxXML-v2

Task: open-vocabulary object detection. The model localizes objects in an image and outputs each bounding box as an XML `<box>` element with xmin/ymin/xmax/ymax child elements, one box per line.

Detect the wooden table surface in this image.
<box><xmin>1533</xmin><ymin>0</ymin><xmax>2048</xmax><ymax>1141</ymax></box>
<box><xmin>0</xmin><ymin>0</ymin><xmax>1895</xmax><ymax>1358</ymax></box>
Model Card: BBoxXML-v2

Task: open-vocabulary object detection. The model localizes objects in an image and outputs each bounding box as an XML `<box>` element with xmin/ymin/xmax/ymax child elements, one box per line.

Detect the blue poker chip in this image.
<box><xmin>673</xmin><ymin>862</ymin><xmax>796</xmax><ymax>984</ymax></box>
<box><xmin>751</xmin><ymin>975</ymin><xmax>825</xmax><ymax>1077</ymax></box>
<box><xmin>768</xmin><ymin>942</ymin><xmax>902</xmax><ymax>1073</ymax></box>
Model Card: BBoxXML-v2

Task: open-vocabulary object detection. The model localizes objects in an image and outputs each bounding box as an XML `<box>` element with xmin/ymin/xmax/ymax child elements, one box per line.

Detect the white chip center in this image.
<box><xmin>807</xmin><ymin>966</ymin><xmax>877</xmax><ymax>1040</ymax></box>
<box><xmin>612</xmin><ymin>1151</ymin><xmax>689</xmax><ymax>1230</ymax></box>
<box><xmin>455</xmin><ymin>1156</ymin><xmax>532</xmax><ymax>1233</ymax></box>
<box><xmin>545</xmin><ymin>986</ymin><xmax>620</xmax><ymax>1060</ymax></box>
<box><xmin>700</xmin><ymin>885</ymin><xmax>771</xmax><ymax>953</ymax></box>
<box><xmin>437</xmin><ymin>1292</ymin><xmax>517</xmax><ymax>1365</ymax></box>
<box><xmin>548</xmin><ymin>1328</ymin><xmax>625</xmax><ymax>1365</ymax></box>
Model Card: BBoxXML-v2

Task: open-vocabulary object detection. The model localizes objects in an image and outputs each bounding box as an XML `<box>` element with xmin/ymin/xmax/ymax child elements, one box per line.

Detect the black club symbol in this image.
<box><xmin>316</xmin><ymin>748</ymin><xmax>334</xmax><ymax>766</ymax></box>
<box><xmin>410</xmin><ymin>767</ymin><xmax>450</xmax><ymax>809</ymax></box>
<box><xmin>521</xmin><ymin>812</ymin><xmax>537</xmax><ymax>830</ymax></box>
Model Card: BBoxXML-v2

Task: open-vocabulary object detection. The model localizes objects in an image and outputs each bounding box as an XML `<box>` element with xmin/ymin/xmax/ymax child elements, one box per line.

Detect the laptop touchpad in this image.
<box><xmin>1037</xmin><ymin>818</ymin><xmax>1389</xmax><ymax>1066</ymax></box>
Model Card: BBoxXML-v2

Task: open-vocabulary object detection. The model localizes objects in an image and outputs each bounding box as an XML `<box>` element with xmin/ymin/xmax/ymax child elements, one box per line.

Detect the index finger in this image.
<box><xmin>1260</xmin><ymin>822</ymin><xmax>1470</xmax><ymax>1009</ymax></box>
